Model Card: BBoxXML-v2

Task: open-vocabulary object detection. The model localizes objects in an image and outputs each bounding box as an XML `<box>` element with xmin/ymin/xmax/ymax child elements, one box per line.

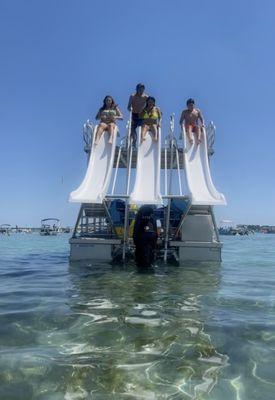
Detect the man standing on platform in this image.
<box><xmin>127</xmin><ymin>83</ymin><xmax>148</xmax><ymax>147</ymax></box>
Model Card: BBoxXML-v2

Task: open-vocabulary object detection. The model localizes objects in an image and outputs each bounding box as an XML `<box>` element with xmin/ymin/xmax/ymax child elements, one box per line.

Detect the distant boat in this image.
<box><xmin>219</xmin><ymin>220</ymin><xmax>249</xmax><ymax>236</ymax></box>
<box><xmin>40</xmin><ymin>218</ymin><xmax>60</xmax><ymax>236</ymax></box>
<box><xmin>22</xmin><ymin>228</ymin><xmax>32</xmax><ymax>234</ymax></box>
<box><xmin>14</xmin><ymin>226</ymin><xmax>32</xmax><ymax>234</ymax></box>
<box><xmin>219</xmin><ymin>227</ymin><xmax>249</xmax><ymax>236</ymax></box>
<box><xmin>0</xmin><ymin>224</ymin><xmax>11</xmax><ymax>235</ymax></box>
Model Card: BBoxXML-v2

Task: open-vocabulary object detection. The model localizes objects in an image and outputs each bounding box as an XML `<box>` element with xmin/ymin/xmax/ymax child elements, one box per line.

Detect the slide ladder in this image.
<box><xmin>182</xmin><ymin>127</ymin><xmax>226</xmax><ymax>205</ymax></box>
<box><xmin>130</xmin><ymin>127</ymin><xmax>162</xmax><ymax>204</ymax></box>
<box><xmin>69</xmin><ymin>125</ymin><xmax>118</xmax><ymax>203</ymax></box>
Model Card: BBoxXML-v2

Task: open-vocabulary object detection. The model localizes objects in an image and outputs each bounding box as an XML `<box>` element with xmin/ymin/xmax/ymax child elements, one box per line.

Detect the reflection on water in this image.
<box><xmin>64</xmin><ymin>260</ymin><xmax>226</xmax><ymax>399</ymax></box>
<box><xmin>0</xmin><ymin>233</ymin><xmax>275</xmax><ymax>399</ymax></box>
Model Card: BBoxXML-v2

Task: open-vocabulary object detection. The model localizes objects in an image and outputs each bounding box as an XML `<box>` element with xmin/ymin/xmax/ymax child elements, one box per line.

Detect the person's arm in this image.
<box><xmin>157</xmin><ymin>107</ymin><xmax>162</xmax><ymax>119</ymax></box>
<box><xmin>157</xmin><ymin>107</ymin><xmax>162</xmax><ymax>127</ymax></box>
<box><xmin>115</xmin><ymin>106</ymin><xmax>123</xmax><ymax>120</ymax></box>
<box><xmin>198</xmin><ymin>109</ymin><xmax>205</xmax><ymax>127</ymax></box>
<box><xmin>127</xmin><ymin>95</ymin><xmax>133</xmax><ymax>112</ymax></box>
<box><xmin>179</xmin><ymin>110</ymin><xmax>185</xmax><ymax>127</ymax></box>
<box><xmin>95</xmin><ymin>109</ymin><xmax>101</xmax><ymax>120</ymax></box>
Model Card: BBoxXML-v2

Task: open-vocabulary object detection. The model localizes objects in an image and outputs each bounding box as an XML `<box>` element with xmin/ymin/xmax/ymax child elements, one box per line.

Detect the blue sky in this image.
<box><xmin>0</xmin><ymin>0</ymin><xmax>275</xmax><ymax>227</ymax></box>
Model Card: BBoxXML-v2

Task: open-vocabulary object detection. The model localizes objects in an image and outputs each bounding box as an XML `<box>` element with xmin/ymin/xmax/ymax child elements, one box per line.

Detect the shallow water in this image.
<box><xmin>0</xmin><ymin>233</ymin><xmax>275</xmax><ymax>399</ymax></box>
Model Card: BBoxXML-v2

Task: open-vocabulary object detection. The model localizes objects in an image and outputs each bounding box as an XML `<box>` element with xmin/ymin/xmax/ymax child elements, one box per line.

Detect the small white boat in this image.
<box><xmin>40</xmin><ymin>218</ymin><xmax>60</xmax><ymax>236</ymax></box>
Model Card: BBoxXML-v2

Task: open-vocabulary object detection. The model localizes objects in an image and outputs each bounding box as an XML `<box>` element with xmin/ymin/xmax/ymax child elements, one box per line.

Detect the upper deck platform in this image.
<box><xmin>113</xmin><ymin>147</ymin><xmax>185</xmax><ymax>169</ymax></box>
<box><xmin>84</xmin><ymin>145</ymin><xmax>213</xmax><ymax>169</ymax></box>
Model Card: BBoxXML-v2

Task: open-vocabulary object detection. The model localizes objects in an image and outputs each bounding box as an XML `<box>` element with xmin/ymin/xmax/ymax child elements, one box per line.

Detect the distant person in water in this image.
<box><xmin>179</xmin><ymin>98</ymin><xmax>205</xmax><ymax>145</ymax></box>
<box><xmin>140</xmin><ymin>96</ymin><xmax>162</xmax><ymax>142</ymax></box>
<box><xmin>95</xmin><ymin>96</ymin><xmax>123</xmax><ymax>145</ymax></box>
<box><xmin>127</xmin><ymin>83</ymin><xmax>148</xmax><ymax>147</ymax></box>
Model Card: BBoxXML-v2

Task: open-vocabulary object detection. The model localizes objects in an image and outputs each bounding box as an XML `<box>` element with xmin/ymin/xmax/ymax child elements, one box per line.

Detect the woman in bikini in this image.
<box><xmin>94</xmin><ymin>96</ymin><xmax>123</xmax><ymax>145</ymax></box>
<box><xmin>139</xmin><ymin>96</ymin><xmax>162</xmax><ymax>143</ymax></box>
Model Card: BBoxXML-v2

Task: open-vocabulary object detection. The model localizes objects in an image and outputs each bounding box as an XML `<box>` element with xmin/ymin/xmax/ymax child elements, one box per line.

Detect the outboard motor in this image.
<box><xmin>133</xmin><ymin>205</ymin><xmax>158</xmax><ymax>268</ymax></box>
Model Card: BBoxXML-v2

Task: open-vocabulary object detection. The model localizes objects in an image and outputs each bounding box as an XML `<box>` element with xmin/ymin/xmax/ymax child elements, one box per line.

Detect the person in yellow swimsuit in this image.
<box><xmin>94</xmin><ymin>96</ymin><xmax>123</xmax><ymax>145</ymax></box>
<box><xmin>139</xmin><ymin>97</ymin><xmax>162</xmax><ymax>142</ymax></box>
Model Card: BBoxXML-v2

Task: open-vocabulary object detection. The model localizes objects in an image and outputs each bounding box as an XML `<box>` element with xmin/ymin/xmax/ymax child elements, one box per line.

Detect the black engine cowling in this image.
<box><xmin>133</xmin><ymin>205</ymin><xmax>158</xmax><ymax>268</ymax></box>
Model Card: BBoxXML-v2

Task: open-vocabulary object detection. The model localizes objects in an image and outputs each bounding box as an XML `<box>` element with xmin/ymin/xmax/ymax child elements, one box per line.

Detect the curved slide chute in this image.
<box><xmin>183</xmin><ymin>127</ymin><xmax>226</xmax><ymax>205</ymax></box>
<box><xmin>130</xmin><ymin>127</ymin><xmax>162</xmax><ymax>205</ymax></box>
<box><xmin>69</xmin><ymin>125</ymin><xmax>118</xmax><ymax>203</ymax></box>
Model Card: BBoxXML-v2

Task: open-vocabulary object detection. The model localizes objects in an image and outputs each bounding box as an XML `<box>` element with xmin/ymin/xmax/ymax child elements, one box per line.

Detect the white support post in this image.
<box><xmin>122</xmin><ymin>110</ymin><xmax>133</xmax><ymax>261</ymax></box>
<box><xmin>164</xmin><ymin>140</ymin><xmax>168</xmax><ymax>196</ymax></box>
<box><xmin>175</xmin><ymin>145</ymin><xmax>182</xmax><ymax>195</ymax></box>
<box><xmin>111</xmin><ymin>138</ymin><xmax>124</xmax><ymax>195</ymax></box>
<box><xmin>164</xmin><ymin>115</ymin><xmax>175</xmax><ymax>262</ymax></box>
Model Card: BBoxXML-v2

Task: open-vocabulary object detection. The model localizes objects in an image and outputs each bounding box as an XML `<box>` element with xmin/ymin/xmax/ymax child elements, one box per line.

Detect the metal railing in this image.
<box><xmin>164</xmin><ymin>114</ymin><xmax>184</xmax><ymax>262</ymax></box>
<box><xmin>122</xmin><ymin>110</ymin><xmax>133</xmax><ymax>260</ymax></box>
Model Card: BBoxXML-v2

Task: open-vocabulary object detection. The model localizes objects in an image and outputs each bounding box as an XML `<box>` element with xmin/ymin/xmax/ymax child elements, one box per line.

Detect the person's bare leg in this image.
<box><xmin>195</xmin><ymin>126</ymin><xmax>202</xmax><ymax>145</ymax></box>
<box><xmin>141</xmin><ymin>125</ymin><xmax>149</xmax><ymax>142</ymax></box>
<box><xmin>150</xmin><ymin>124</ymin><xmax>158</xmax><ymax>142</ymax></box>
<box><xmin>107</xmin><ymin>123</ymin><xmax>115</xmax><ymax>144</ymax></box>
<box><xmin>186</xmin><ymin>126</ymin><xmax>194</xmax><ymax>145</ymax></box>
<box><xmin>131</xmin><ymin>120</ymin><xmax>137</xmax><ymax>147</ymax></box>
<box><xmin>94</xmin><ymin>123</ymin><xmax>107</xmax><ymax>145</ymax></box>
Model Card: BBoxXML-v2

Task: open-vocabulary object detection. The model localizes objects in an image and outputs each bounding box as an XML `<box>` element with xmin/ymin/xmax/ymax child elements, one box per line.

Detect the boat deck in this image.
<box><xmin>113</xmin><ymin>147</ymin><xmax>184</xmax><ymax>169</ymax></box>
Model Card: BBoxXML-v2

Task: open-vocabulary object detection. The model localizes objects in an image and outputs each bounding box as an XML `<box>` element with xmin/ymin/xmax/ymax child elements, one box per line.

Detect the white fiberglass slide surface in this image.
<box><xmin>130</xmin><ymin>127</ymin><xmax>162</xmax><ymax>204</ymax></box>
<box><xmin>69</xmin><ymin>125</ymin><xmax>117</xmax><ymax>203</ymax></box>
<box><xmin>183</xmin><ymin>128</ymin><xmax>226</xmax><ymax>205</ymax></box>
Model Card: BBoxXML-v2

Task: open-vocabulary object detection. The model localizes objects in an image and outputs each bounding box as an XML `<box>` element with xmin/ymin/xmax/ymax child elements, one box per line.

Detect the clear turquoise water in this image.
<box><xmin>0</xmin><ymin>233</ymin><xmax>275</xmax><ymax>400</ymax></box>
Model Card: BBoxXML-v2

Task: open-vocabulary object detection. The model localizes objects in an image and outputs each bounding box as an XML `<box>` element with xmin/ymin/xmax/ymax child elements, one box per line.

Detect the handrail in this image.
<box><xmin>164</xmin><ymin>118</ymin><xmax>170</xmax><ymax>196</ymax></box>
<box><xmin>173</xmin><ymin>140</ymin><xmax>183</xmax><ymax>196</ymax></box>
<box><xmin>164</xmin><ymin>114</ymin><xmax>175</xmax><ymax>262</ymax></box>
<box><xmin>111</xmin><ymin>136</ymin><xmax>127</xmax><ymax>195</ymax></box>
<box><xmin>126</xmin><ymin>109</ymin><xmax>133</xmax><ymax>195</ymax></box>
<box><xmin>83</xmin><ymin>120</ymin><xmax>94</xmax><ymax>150</ymax></box>
<box><xmin>105</xmin><ymin>194</ymin><xmax>189</xmax><ymax>200</ymax></box>
<box><xmin>173</xmin><ymin>200</ymin><xmax>192</xmax><ymax>239</ymax></box>
<box><xmin>122</xmin><ymin>110</ymin><xmax>133</xmax><ymax>260</ymax></box>
<box><xmin>210</xmin><ymin>206</ymin><xmax>220</xmax><ymax>241</ymax></box>
<box><xmin>181</xmin><ymin>125</ymin><xmax>187</xmax><ymax>153</ymax></box>
<box><xmin>206</xmin><ymin>121</ymin><xmax>216</xmax><ymax>156</ymax></box>
<box><xmin>164</xmin><ymin>139</ymin><xmax>168</xmax><ymax>196</ymax></box>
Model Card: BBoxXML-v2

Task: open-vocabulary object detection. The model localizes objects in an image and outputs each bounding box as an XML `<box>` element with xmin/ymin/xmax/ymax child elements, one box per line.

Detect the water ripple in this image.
<box><xmin>0</xmin><ymin>233</ymin><xmax>275</xmax><ymax>399</ymax></box>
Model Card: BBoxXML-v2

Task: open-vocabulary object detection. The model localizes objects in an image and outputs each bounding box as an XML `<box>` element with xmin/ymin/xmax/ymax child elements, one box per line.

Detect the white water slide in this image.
<box><xmin>182</xmin><ymin>127</ymin><xmax>226</xmax><ymax>205</ymax></box>
<box><xmin>130</xmin><ymin>127</ymin><xmax>162</xmax><ymax>204</ymax></box>
<box><xmin>69</xmin><ymin>125</ymin><xmax>118</xmax><ymax>203</ymax></box>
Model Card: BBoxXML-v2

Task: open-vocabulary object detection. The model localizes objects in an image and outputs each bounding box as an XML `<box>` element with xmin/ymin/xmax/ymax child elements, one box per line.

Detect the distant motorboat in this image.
<box><xmin>219</xmin><ymin>227</ymin><xmax>249</xmax><ymax>236</ymax></box>
<box><xmin>14</xmin><ymin>226</ymin><xmax>32</xmax><ymax>234</ymax></box>
<box><xmin>40</xmin><ymin>218</ymin><xmax>60</xmax><ymax>236</ymax></box>
<box><xmin>23</xmin><ymin>228</ymin><xmax>32</xmax><ymax>234</ymax></box>
<box><xmin>0</xmin><ymin>224</ymin><xmax>11</xmax><ymax>235</ymax></box>
<box><xmin>219</xmin><ymin>219</ymin><xmax>250</xmax><ymax>236</ymax></box>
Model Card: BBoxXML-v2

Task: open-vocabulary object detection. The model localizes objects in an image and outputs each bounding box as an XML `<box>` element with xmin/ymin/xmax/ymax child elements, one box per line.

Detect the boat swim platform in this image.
<box><xmin>114</xmin><ymin>147</ymin><xmax>184</xmax><ymax>169</ymax></box>
<box><xmin>69</xmin><ymin>202</ymin><xmax>222</xmax><ymax>263</ymax></box>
